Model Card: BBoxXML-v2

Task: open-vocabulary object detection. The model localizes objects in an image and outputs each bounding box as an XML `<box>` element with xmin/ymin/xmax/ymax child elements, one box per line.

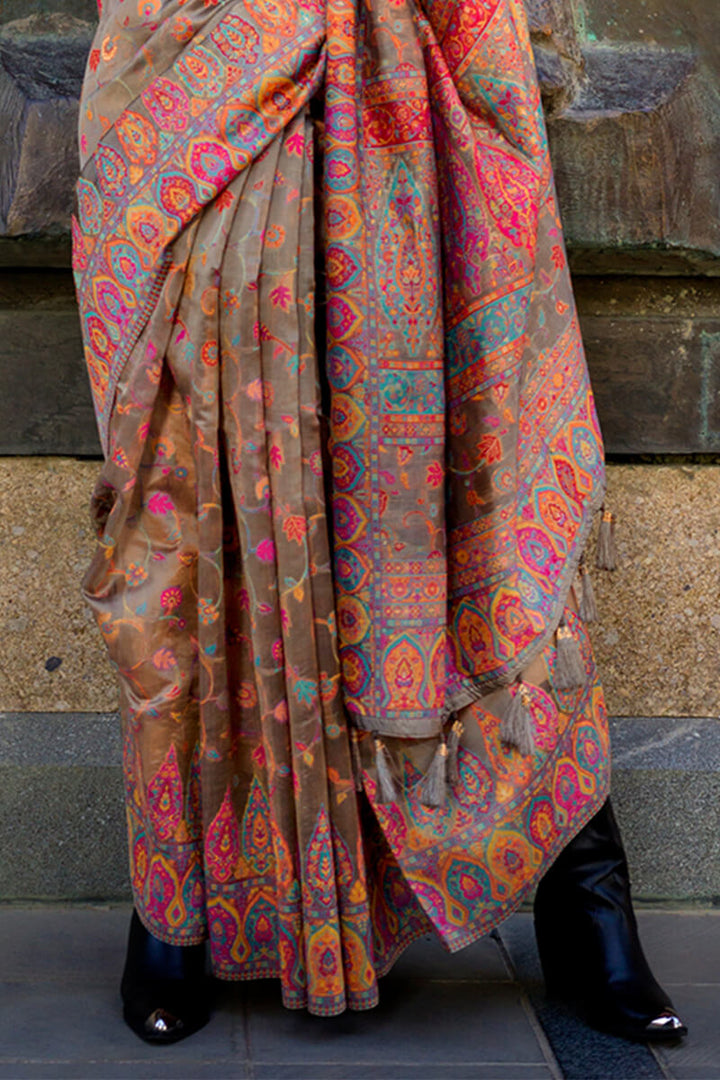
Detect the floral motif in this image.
<box><xmin>77</xmin><ymin>0</ymin><xmax>608</xmax><ymax>1018</ymax></box>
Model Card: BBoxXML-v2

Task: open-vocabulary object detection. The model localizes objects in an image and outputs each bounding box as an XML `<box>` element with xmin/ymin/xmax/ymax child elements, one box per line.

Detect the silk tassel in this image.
<box><xmin>419</xmin><ymin>737</ymin><xmax>448</xmax><ymax>808</ymax></box>
<box><xmin>578</xmin><ymin>561</ymin><xmax>598</xmax><ymax>624</ymax></box>
<box><xmin>350</xmin><ymin>729</ymin><xmax>364</xmax><ymax>793</ymax></box>
<box><xmin>499</xmin><ymin>682</ymin><xmax>535</xmax><ymax>757</ymax></box>
<box><xmin>555</xmin><ymin>619</ymin><xmax>585</xmax><ymax>690</ymax></box>
<box><xmin>447</xmin><ymin>719</ymin><xmax>464</xmax><ymax>786</ymax></box>
<box><xmin>374</xmin><ymin>737</ymin><xmax>398</xmax><ymax>804</ymax></box>
<box><xmin>596</xmin><ymin>507</ymin><xmax>617</xmax><ymax>571</ymax></box>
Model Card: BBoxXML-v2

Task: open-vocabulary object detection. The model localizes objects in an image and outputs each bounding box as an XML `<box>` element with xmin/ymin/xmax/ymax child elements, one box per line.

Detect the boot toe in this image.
<box><xmin>144</xmin><ymin>1008</ymin><xmax>185</xmax><ymax>1040</ymax></box>
<box><xmin>644</xmin><ymin>1011</ymin><xmax>688</xmax><ymax>1041</ymax></box>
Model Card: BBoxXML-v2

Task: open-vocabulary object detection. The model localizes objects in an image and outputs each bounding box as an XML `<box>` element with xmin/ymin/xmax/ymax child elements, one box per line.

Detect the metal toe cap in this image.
<box><xmin>144</xmin><ymin>1008</ymin><xmax>185</xmax><ymax>1037</ymax></box>
<box><xmin>646</xmin><ymin>1012</ymin><xmax>688</xmax><ymax>1039</ymax></box>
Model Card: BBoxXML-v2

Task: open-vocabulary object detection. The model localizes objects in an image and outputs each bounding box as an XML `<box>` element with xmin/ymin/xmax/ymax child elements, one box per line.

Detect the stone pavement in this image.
<box><xmin>0</xmin><ymin>907</ymin><xmax>718</xmax><ymax>1080</ymax></box>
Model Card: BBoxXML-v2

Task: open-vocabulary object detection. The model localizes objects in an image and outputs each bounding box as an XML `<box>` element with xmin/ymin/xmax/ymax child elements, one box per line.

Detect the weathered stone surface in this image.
<box><xmin>591</xmin><ymin>465</ymin><xmax>720</xmax><ymax>720</ymax></box>
<box><xmin>0</xmin><ymin>14</ymin><xmax>93</xmax><ymax>239</ymax></box>
<box><xmin>2</xmin><ymin>712</ymin><xmax>716</xmax><ymax>901</ymax></box>
<box><xmin>550</xmin><ymin>0</ymin><xmax>720</xmax><ymax>272</ymax></box>
<box><xmin>609</xmin><ymin>717</ymin><xmax>720</xmax><ymax>903</ymax></box>
<box><xmin>575</xmin><ymin>276</ymin><xmax>720</xmax><ymax>453</ymax></box>
<box><xmin>4</xmin><ymin>270</ymin><xmax>720</xmax><ymax>458</ymax></box>
<box><xmin>0</xmin><ymin>13</ymin><xmax>92</xmax><ymax>99</ymax></box>
<box><xmin>0</xmin><ymin>459</ymin><xmax>718</xmax><ymax>719</ymax></box>
<box><xmin>0</xmin><ymin>457</ymin><xmax>114</xmax><ymax>715</ymax></box>
<box><xmin>0</xmin><ymin>1</ymin><xmax>97</xmax><ymax>24</ymax></box>
<box><xmin>524</xmin><ymin>0</ymin><xmax>720</xmax><ymax>271</ymax></box>
<box><xmin>551</xmin><ymin>48</ymin><xmax>720</xmax><ymax>274</ymax></box>
<box><xmin>526</xmin><ymin>0</ymin><xmax>584</xmax><ymax>118</ymax></box>
<box><xmin>0</xmin><ymin>764</ymin><xmax>128</xmax><ymax>900</ymax></box>
<box><xmin>0</xmin><ymin>270</ymin><xmax>99</xmax><ymax>455</ymax></box>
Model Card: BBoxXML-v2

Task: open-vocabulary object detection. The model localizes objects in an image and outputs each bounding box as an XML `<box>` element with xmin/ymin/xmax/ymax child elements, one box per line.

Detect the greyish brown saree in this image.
<box><xmin>74</xmin><ymin>0</ymin><xmax>610</xmax><ymax>1015</ymax></box>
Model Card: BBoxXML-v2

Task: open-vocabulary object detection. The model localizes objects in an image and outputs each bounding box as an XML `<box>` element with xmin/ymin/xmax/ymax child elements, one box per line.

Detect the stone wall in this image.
<box><xmin>0</xmin><ymin>0</ymin><xmax>718</xmax><ymax>903</ymax></box>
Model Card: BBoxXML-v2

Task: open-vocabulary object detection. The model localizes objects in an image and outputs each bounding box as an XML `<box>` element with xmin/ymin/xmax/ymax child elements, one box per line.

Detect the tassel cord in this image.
<box><xmin>578</xmin><ymin>560</ymin><xmax>598</xmax><ymax>624</ymax></box>
<box><xmin>554</xmin><ymin>619</ymin><xmax>586</xmax><ymax>691</ymax></box>
<box><xmin>374</xmin><ymin>737</ymin><xmax>398</xmax><ymax>804</ymax></box>
<box><xmin>498</xmin><ymin>682</ymin><xmax>535</xmax><ymax>757</ymax></box>
<box><xmin>419</xmin><ymin>738</ymin><xmax>448</xmax><ymax>808</ymax></box>
<box><xmin>447</xmin><ymin>719</ymin><xmax>463</xmax><ymax>787</ymax></box>
<box><xmin>596</xmin><ymin>506</ymin><xmax>617</xmax><ymax>572</ymax></box>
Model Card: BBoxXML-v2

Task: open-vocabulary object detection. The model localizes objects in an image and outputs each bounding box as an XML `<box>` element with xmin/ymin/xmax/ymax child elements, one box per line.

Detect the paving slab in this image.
<box><xmin>0</xmin><ymin>980</ymin><xmax>239</xmax><ymax>1065</ymax></box>
<box><xmin>384</xmin><ymin>930</ymin><xmax>511</xmax><ymax>983</ymax></box>
<box><xmin>655</xmin><ymin>984</ymin><xmax>720</xmax><ymax>1080</ymax></box>
<box><xmin>245</xmin><ymin>978</ymin><xmax>546</xmax><ymax>1068</ymax></box>
<box><xmin>251</xmin><ymin>1067</ymin><xmax>555</xmax><ymax>1079</ymax></box>
<box><xmin>0</xmin><ymin>1063</ymin><xmax>249</xmax><ymax>1080</ymax></box>
<box><xmin>0</xmin><ymin>904</ymin><xmax>129</xmax><ymax>983</ymax></box>
<box><xmin>499</xmin><ymin>914</ymin><xmax>674</xmax><ymax>1080</ymax></box>
<box><xmin>3</xmin><ymin>906</ymin><xmax>720</xmax><ymax>1079</ymax></box>
<box><xmin>0</xmin><ymin>906</ymin><xmax>556</xmax><ymax>1079</ymax></box>
<box><xmin>630</xmin><ymin>910</ymin><xmax>720</xmax><ymax>986</ymax></box>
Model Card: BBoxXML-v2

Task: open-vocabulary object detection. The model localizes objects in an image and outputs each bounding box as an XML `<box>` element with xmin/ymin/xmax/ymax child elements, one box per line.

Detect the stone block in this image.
<box><xmin>521</xmin><ymin>0</ymin><xmax>720</xmax><ymax>272</ymax></box>
<box><xmin>0</xmin><ymin>2</ymin><xmax>97</xmax><ymax>25</ymax></box>
<box><xmin>0</xmin><ymin>714</ymin><xmax>127</xmax><ymax>902</ymax></box>
<box><xmin>574</xmin><ymin>276</ymin><xmax>720</xmax><ymax>454</ymax></box>
<box><xmin>4</xmin><ymin>271</ymin><xmax>720</xmax><ymax>458</ymax></box>
<box><xmin>0</xmin><ymin>14</ymin><xmax>94</xmax><ymax>239</ymax></box>
<box><xmin>611</xmin><ymin>717</ymin><xmax>720</xmax><ymax>902</ymax></box>
<box><xmin>590</xmin><ymin>465</ymin><xmax>720</xmax><ymax>720</ymax></box>
<box><xmin>0</xmin><ymin>457</ymin><xmax>117</xmax><ymax>715</ymax></box>
<box><xmin>0</xmin><ymin>271</ymin><xmax>99</xmax><ymax>455</ymax></box>
<box><xmin>1</xmin><ymin>713</ymin><xmax>715</xmax><ymax>902</ymax></box>
<box><xmin>525</xmin><ymin>0</ymin><xmax>584</xmax><ymax>118</ymax></box>
<box><xmin>550</xmin><ymin>44</ymin><xmax>720</xmax><ymax>274</ymax></box>
<box><xmin>0</xmin><ymin>459</ymin><xmax>718</xmax><ymax>719</ymax></box>
<box><xmin>0</xmin><ymin>763</ymin><xmax>128</xmax><ymax>901</ymax></box>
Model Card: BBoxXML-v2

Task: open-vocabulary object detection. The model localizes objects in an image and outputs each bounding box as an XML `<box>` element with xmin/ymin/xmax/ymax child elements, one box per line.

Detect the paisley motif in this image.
<box><xmin>142</xmin><ymin>77</ymin><xmax>190</xmax><ymax>133</ymax></box>
<box><xmin>177</xmin><ymin>46</ymin><xmax>225</xmax><ymax>99</ymax></box>
<box><xmin>206</xmin><ymin>788</ymin><xmax>242</xmax><ymax>885</ymax></box>
<box><xmin>210</xmin><ymin>13</ymin><xmax>261</xmax><ymax>63</ymax></box>
<box><xmin>95</xmin><ymin>144</ymin><xmax>128</xmax><ymax>197</ymax></box>
<box><xmin>77</xmin><ymin>178</ymin><xmax>103</xmax><ymax>236</ymax></box>
<box><xmin>116</xmin><ymin>110</ymin><xmax>158</xmax><ymax>166</ymax></box>
<box><xmin>377</xmin><ymin>161</ymin><xmax>437</xmax><ymax>357</ymax></box>
<box><xmin>147</xmin><ymin>743</ymin><xmax>185</xmax><ymax>843</ymax></box>
<box><xmin>74</xmin><ymin>0</ymin><xmax>609</xmax><ymax>1017</ymax></box>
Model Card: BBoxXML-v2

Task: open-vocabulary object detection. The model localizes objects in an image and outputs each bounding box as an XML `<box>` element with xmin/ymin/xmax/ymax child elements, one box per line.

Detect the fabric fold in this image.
<box><xmin>75</xmin><ymin>0</ymin><xmax>611</xmax><ymax>1015</ymax></box>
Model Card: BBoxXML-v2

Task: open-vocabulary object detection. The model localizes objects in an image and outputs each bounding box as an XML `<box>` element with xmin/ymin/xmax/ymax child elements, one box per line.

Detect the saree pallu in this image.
<box><xmin>75</xmin><ymin>0</ymin><xmax>610</xmax><ymax>1015</ymax></box>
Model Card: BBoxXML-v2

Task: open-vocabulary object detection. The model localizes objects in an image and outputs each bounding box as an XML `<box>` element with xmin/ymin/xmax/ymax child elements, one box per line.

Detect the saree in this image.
<box><xmin>74</xmin><ymin>0</ymin><xmax>610</xmax><ymax>1015</ymax></box>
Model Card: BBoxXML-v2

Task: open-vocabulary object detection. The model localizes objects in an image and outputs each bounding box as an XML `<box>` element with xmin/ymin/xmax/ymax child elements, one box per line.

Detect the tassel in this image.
<box><xmin>578</xmin><ymin>561</ymin><xmax>598</xmax><ymax>624</ymax></box>
<box><xmin>374</xmin><ymin>738</ymin><xmax>398</xmax><ymax>804</ymax></box>
<box><xmin>419</xmin><ymin>737</ymin><xmax>448</xmax><ymax>808</ymax></box>
<box><xmin>447</xmin><ymin>719</ymin><xmax>464</xmax><ymax>787</ymax></box>
<box><xmin>499</xmin><ymin>682</ymin><xmax>535</xmax><ymax>757</ymax></box>
<box><xmin>350</xmin><ymin>729</ymin><xmax>364</xmax><ymax>793</ymax></box>
<box><xmin>596</xmin><ymin>507</ymin><xmax>617</xmax><ymax>571</ymax></box>
<box><xmin>555</xmin><ymin>619</ymin><xmax>585</xmax><ymax>690</ymax></box>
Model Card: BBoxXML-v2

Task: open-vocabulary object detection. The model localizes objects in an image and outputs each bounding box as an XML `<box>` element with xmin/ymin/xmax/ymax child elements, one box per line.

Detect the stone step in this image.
<box><xmin>0</xmin><ymin>712</ymin><xmax>717</xmax><ymax>903</ymax></box>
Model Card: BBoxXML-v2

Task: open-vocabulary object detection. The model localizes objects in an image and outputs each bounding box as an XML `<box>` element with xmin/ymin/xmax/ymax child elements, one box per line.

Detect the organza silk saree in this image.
<box><xmin>74</xmin><ymin>0</ymin><xmax>610</xmax><ymax>1015</ymax></box>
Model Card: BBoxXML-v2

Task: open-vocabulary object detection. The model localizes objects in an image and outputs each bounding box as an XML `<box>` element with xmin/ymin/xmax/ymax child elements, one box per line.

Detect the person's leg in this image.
<box><xmin>82</xmin><ymin>258</ymin><xmax>212</xmax><ymax>1044</ymax></box>
<box><xmin>121</xmin><ymin>911</ymin><xmax>209</xmax><ymax>1043</ymax></box>
<box><xmin>534</xmin><ymin>798</ymin><xmax>686</xmax><ymax>1041</ymax></box>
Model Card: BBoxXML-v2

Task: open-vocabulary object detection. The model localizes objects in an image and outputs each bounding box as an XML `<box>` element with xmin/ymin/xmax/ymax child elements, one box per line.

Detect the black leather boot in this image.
<box><xmin>534</xmin><ymin>799</ymin><xmax>687</xmax><ymax>1042</ymax></box>
<box><xmin>121</xmin><ymin>910</ymin><xmax>211</xmax><ymax>1043</ymax></box>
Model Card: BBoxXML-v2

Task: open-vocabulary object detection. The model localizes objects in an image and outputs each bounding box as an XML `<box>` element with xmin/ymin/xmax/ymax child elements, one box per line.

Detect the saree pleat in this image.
<box><xmin>76</xmin><ymin>0</ymin><xmax>611</xmax><ymax>1016</ymax></box>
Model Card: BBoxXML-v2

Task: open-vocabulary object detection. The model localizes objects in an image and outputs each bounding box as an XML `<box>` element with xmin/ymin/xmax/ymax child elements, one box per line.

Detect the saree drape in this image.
<box><xmin>74</xmin><ymin>0</ymin><xmax>610</xmax><ymax>1016</ymax></box>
